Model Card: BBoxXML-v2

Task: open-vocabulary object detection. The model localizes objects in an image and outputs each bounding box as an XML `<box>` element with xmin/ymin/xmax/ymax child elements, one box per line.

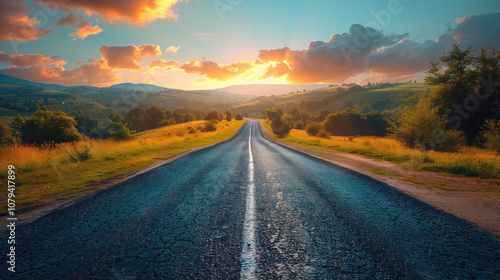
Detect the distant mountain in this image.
<box><xmin>0</xmin><ymin>74</ymin><xmax>68</xmax><ymax>91</ymax></box>
<box><xmin>213</xmin><ymin>84</ymin><xmax>331</xmax><ymax>97</ymax></box>
<box><xmin>109</xmin><ymin>83</ymin><xmax>170</xmax><ymax>92</ymax></box>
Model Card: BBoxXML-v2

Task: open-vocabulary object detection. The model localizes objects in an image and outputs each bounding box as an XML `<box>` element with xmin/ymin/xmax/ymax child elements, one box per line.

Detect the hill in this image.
<box><xmin>109</xmin><ymin>83</ymin><xmax>170</xmax><ymax>92</ymax></box>
<box><xmin>232</xmin><ymin>83</ymin><xmax>435</xmax><ymax>118</ymax></box>
<box><xmin>0</xmin><ymin>74</ymin><xmax>68</xmax><ymax>91</ymax></box>
<box><xmin>213</xmin><ymin>84</ymin><xmax>331</xmax><ymax>96</ymax></box>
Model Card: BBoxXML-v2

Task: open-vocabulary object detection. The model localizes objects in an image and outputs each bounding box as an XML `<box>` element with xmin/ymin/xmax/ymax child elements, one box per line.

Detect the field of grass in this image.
<box><xmin>264</xmin><ymin>124</ymin><xmax>500</xmax><ymax>189</ymax></box>
<box><xmin>0</xmin><ymin>120</ymin><xmax>246</xmax><ymax>211</ymax></box>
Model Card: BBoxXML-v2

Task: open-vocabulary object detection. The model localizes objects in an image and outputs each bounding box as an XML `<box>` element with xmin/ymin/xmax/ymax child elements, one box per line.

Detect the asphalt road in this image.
<box><xmin>3</xmin><ymin>121</ymin><xmax>500</xmax><ymax>279</ymax></box>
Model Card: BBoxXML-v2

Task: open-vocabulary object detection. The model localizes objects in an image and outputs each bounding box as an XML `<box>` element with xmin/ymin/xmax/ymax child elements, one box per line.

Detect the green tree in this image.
<box><xmin>481</xmin><ymin>119</ymin><xmax>500</xmax><ymax>153</ymax></box>
<box><xmin>0</xmin><ymin>124</ymin><xmax>15</xmax><ymax>146</ymax></box>
<box><xmin>205</xmin><ymin>110</ymin><xmax>221</xmax><ymax>121</ymax></box>
<box><xmin>305</xmin><ymin>122</ymin><xmax>322</xmax><ymax>136</ymax></box>
<box><xmin>124</xmin><ymin>106</ymin><xmax>146</xmax><ymax>132</ymax></box>
<box><xmin>224</xmin><ymin>109</ymin><xmax>233</xmax><ymax>121</ymax></box>
<box><xmin>11</xmin><ymin>111</ymin><xmax>80</xmax><ymax>145</ymax></box>
<box><xmin>426</xmin><ymin>45</ymin><xmax>500</xmax><ymax>146</ymax></box>
<box><xmin>235</xmin><ymin>112</ymin><xmax>244</xmax><ymax>120</ymax></box>
<box><xmin>391</xmin><ymin>98</ymin><xmax>462</xmax><ymax>151</ymax></box>
<box><xmin>265</xmin><ymin>107</ymin><xmax>290</xmax><ymax>138</ymax></box>
<box><xmin>144</xmin><ymin>106</ymin><xmax>166</xmax><ymax>130</ymax></box>
<box><xmin>110</xmin><ymin>122</ymin><xmax>135</xmax><ymax>140</ymax></box>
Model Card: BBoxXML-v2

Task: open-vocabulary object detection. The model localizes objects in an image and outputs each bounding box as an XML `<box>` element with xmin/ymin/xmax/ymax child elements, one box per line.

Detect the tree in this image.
<box><xmin>11</xmin><ymin>111</ymin><xmax>80</xmax><ymax>145</ymax></box>
<box><xmin>306</xmin><ymin>122</ymin><xmax>322</xmax><ymax>136</ymax></box>
<box><xmin>481</xmin><ymin>119</ymin><xmax>500</xmax><ymax>153</ymax></box>
<box><xmin>235</xmin><ymin>112</ymin><xmax>243</xmax><ymax>120</ymax></box>
<box><xmin>224</xmin><ymin>109</ymin><xmax>233</xmax><ymax>121</ymax></box>
<box><xmin>124</xmin><ymin>106</ymin><xmax>146</xmax><ymax>132</ymax></box>
<box><xmin>110</xmin><ymin>122</ymin><xmax>135</xmax><ymax>140</ymax></box>
<box><xmin>144</xmin><ymin>106</ymin><xmax>166</xmax><ymax>130</ymax></box>
<box><xmin>265</xmin><ymin>107</ymin><xmax>290</xmax><ymax>138</ymax></box>
<box><xmin>0</xmin><ymin>124</ymin><xmax>15</xmax><ymax>146</ymax></box>
<box><xmin>205</xmin><ymin>110</ymin><xmax>221</xmax><ymax>121</ymax></box>
<box><xmin>391</xmin><ymin>98</ymin><xmax>462</xmax><ymax>152</ymax></box>
<box><xmin>426</xmin><ymin>45</ymin><xmax>500</xmax><ymax>146</ymax></box>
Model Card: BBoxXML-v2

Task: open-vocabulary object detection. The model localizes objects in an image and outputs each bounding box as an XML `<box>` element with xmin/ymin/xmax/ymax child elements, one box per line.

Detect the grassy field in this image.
<box><xmin>0</xmin><ymin>119</ymin><xmax>246</xmax><ymax>211</ymax></box>
<box><xmin>264</xmin><ymin>123</ymin><xmax>500</xmax><ymax>193</ymax></box>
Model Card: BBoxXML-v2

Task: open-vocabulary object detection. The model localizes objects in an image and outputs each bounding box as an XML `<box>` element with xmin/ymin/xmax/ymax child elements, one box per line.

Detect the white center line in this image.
<box><xmin>241</xmin><ymin>122</ymin><xmax>258</xmax><ymax>279</ymax></box>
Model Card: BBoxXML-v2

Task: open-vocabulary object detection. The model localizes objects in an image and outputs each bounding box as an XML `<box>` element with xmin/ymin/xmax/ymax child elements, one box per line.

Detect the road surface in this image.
<box><xmin>3</xmin><ymin>121</ymin><xmax>500</xmax><ymax>279</ymax></box>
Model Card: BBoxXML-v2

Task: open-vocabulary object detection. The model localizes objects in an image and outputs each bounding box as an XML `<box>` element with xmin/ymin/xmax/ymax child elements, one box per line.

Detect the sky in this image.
<box><xmin>0</xmin><ymin>0</ymin><xmax>499</xmax><ymax>90</ymax></box>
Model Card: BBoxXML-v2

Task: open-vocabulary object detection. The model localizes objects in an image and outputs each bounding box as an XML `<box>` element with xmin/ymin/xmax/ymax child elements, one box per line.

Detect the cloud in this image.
<box><xmin>179</xmin><ymin>60</ymin><xmax>255</xmax><ymax>82</ymax></box>
<box><xmin>452</xmin><ymin>13</ymin><xmax>500</xmax><ymax>49</ymax></box>
<box><xmin>99</xmin><ymin>44</ymin><xmax>162</xmax><ymax>70</ymax></box>
<box><xmin>56</xmin><ymin>12</ymin><xmax>102</xmax><ymax>40</ymax></box>
<box><xmin>0</xmin><ymin>59</ymin><xmax>120</xmax><ymax>87</ymax></box>
<box><xmin>0</xmin><ymin>0</ymin><xmax>53</xmax><ymax>41</ymax></box>
<box><xmin>35</xmin><ymin>0</ymin><xmax>184</xmax><ymax>26</ymax></box>
<box><xmin>148</xmin><ymin>59</ymin><xmax>179</xmax><ymax>73</ymax></box>
<box><xmin>165</xmin><ymin>45</ymin><xmax>180</xmax><ymax>53</ymax></box>
<box><xmin>0</xmin><ymin>52</ymin><xmax>66</xmax><ymax>67</ymax></box>
<box><xmin>69</xmin><ymin>25</ymin><xmax>103</xmax><ymax>40</ymax></box>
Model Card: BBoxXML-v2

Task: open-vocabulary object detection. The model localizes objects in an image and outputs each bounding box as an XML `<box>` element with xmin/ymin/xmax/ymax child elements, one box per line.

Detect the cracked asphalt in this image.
<box><xmin>3</xmin><ymin>121</ymin><xmax>500</xmax><ymax>279</ymax></box>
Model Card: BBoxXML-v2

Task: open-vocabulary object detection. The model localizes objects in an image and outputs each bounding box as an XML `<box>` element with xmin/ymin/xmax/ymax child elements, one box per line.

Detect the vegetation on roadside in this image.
<box><xmin>0</xmin><ymin>119</ymin><xmax>246</xmax><ymax>211</ymax></box>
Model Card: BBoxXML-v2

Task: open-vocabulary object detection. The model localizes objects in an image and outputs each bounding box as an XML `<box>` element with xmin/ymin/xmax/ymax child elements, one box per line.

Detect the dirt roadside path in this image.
<box><xmin>259</xmin><ymin>123</ymin><xmax>500</xmax><ymax>238</ymax></box>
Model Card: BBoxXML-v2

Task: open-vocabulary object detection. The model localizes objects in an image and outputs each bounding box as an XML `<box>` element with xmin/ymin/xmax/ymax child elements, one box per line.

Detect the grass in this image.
<box><xmin>264</xmin><ymin>123</ymin><xmax>500</xmax><ymax>182</ymax></box>
<box><xmin>0</xmin><ymin>120</ymin><xmax>246</xmax><ymax>211</ymax></box>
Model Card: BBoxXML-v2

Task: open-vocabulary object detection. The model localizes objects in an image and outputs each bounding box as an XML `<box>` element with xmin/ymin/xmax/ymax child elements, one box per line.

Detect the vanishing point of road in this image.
<box><xmin>3</xmin><ymin>121</ymin><xmax>500</xmax><ymax>279</ymax></box>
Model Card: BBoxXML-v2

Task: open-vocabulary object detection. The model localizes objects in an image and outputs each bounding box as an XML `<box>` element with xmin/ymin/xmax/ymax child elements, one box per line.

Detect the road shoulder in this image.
<box><xmin>259</xmin><ymin>122</ymin><xmax>500</xmax><ymax>238</ymax></box>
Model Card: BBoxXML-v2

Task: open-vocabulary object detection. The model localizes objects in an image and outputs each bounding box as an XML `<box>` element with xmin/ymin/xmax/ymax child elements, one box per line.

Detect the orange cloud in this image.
<box><xmin>69</xmin><ymin>25</ymin><xmax>103</xmax><ymax>40</ymax></box>
<box><xmin>0</xmin><ymin>59</ymin><xmax>120</xmax><ymax>87</ymax></box>
<box><xmin>35</xmin><ymin>0</ymin><xmax>184</xmax><ymax>26</ymax></box>
<box><xmin>99</xmin><ymin>44</ymin><xmax>162</xmax><ymax>70</ymax></box>
<box><xmin>0</xmin><ymin>52</ymin><xmax>66</xmax><ymax>67</ymax></box>
<box><xmin>165</xmin><ymin>45</ymin><xmax>180</xmax><ymax>53</ymax></box>
<box><xmin>0</xmin><ymin>0</ymin><xmax>52</xmax><ymax>41</ymax></box>
<box><xmin>148</xmin><ymin>59</ymin><xmax>179</xmax><ymax>73</ymax></box>
<box><xmin>180</xmin><ymin>60</ymin><xmax>254</xmax><ymax>82</ymax></box>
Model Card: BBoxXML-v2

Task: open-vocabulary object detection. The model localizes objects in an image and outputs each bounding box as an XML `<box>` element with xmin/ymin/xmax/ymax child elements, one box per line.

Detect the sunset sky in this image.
<box><xmin>0</xmin><ymin>0</ymin><xmax>499</xmax><ymax>90</ymax></box>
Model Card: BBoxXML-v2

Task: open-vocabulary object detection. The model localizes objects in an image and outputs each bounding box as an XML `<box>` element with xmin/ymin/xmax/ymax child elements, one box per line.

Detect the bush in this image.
<box><xmin>66</xmin><ymin>143</ymin><xmax>92</xmax><ymax>162</ymax></box>
<box><xmin>235</xmin><ymin>112</ymin><xmax>243</xmax><ymax>120</ymax></box>
<box><xmin>188</xmin><ymin>128</ymin><xmax>196</xmax><ymax>134</ymax></box>
<box><xmin>317</xmin><ymin>129</ymin><xmax>330</xmax><ymax>139</ymax></box>
<box><xmin>11</xmin><ymin>110</ymin><xmax>81</xmax><ymax>145</ymax></box>
<box><xmin>0</xmin><ymin>124</ymin><xmax>15</xmax><ymax>146</ymax></box>
<box><xmin>306</xmin><ymin>122</ymin><xmax>322</xmax><ymax>136</ymax></box>
<box><xmin>481</xmin><ymin>119</ymin><xmax>500</xmax><ymax>153</ymax></box>
<box><xmin>205</xmin><ymin>110</ymin><xmax>221</xmax><ymax>121</ymax></box>
<box><xmin>110</xmin><ymin>122</ymin><xmax>135</xmax><ymax>140</ymax></box>
<box><xmin>265</xmin><ymin>107</ymin><xmax>290</xmax><ymax>138</ymax></box>
<box><xmin>204</xmin><ymin>122</ymin><xmax>217</xmax><ymax>132</ymax></box>
<box><xmin>391</xmin><ymin>99</ymin><xmax>462</xmax><ymax>152</ymax></box>
<box><xmin>224</xmin><ymin>109</ymin><xmax>233</xmax><ymax>121</ymax></box>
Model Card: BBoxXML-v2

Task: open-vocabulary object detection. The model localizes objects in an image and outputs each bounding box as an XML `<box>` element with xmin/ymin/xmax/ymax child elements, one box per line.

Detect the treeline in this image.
<box><xmin>266</xmin><ymin>45</ymin><xmax>500</xmax><ymax>153</ymax></box>
<box><xmin>0</xmin><ymin>106</ymin><xmax>241</xmax><ymax>146</ymax></box>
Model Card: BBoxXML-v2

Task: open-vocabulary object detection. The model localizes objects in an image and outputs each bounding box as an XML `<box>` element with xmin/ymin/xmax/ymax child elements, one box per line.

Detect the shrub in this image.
<box><xmin>12</xmin><ymin>110</ymin><xmax>80</xmax><ymax>145</ymax></box>
<box><xmin>224</xmin><ymin>109</ymin><xmax>233</xmax><ymax>121</ymax></box>
<box><xmin>0</xmin><ymin>124</ymin><xmax>15</xmax><ymax>146</ymax></box>
<box><xmin>265</xmin><ymin>107</ymin><xmax>290</xmax><ymax>138</ymax></box>
<box><xmin>481</xmin><ymin>119</ymin><xmax>500</xmax><ymax>153</ymax></box>
<box><xmin>391</xmin><ymin>99</ymin><xmax>462</xmax><ymax>152</ymax></box>
<box><xmin>235</xmin><ymin>112</ymin><xmax>243</xmax><ymax>120</ymax></box>
<box><xmin>317</xmin><ymin>129</ymin><xmax>330</xmax><ymax>139</ymax></box>
<box><xmin>66</xmin><ymin>143</ymin><xmax>92</xmax><ymax>162</ymax></box>
<box><xmin>110</xmin><ymin>122</ymin><xmax>135</xmax><ymax>140</ymax></box>
<box><xmin>306</xmin><ymin>122</ymin><xmax>322</xmax><ymax>136</ymax></box>
<box><xmin>188</xmin><ymin>128</ymin><xmax>196</xmax><ymax>134</ymax></box>
<box><xmin>204</xmin><ymin>122</ymin><xmax>217</xmax><ymax>132</ymax></box>
<box><xmin>205</xmin><ymin>110</ymin><xmax>221</xmax><ymax>121</ymax></box>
